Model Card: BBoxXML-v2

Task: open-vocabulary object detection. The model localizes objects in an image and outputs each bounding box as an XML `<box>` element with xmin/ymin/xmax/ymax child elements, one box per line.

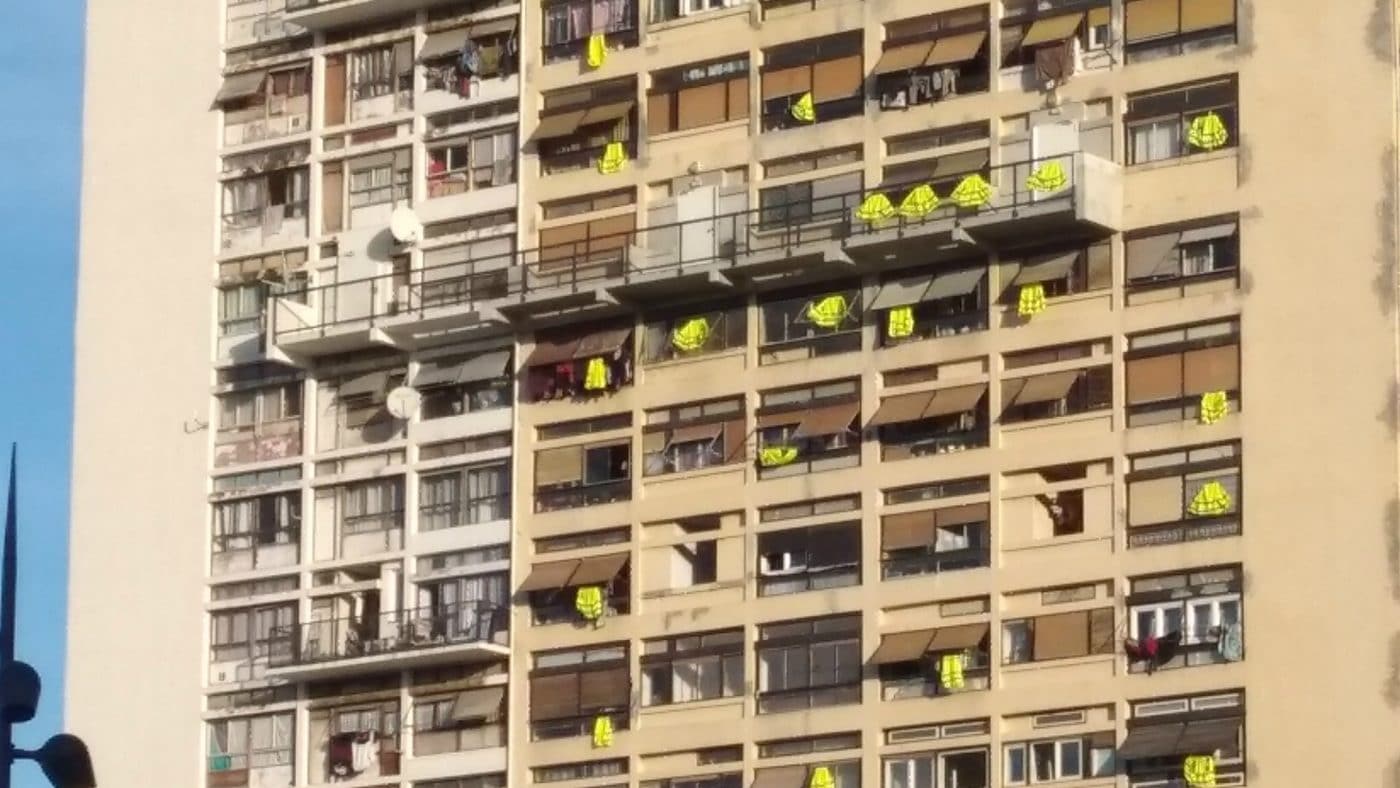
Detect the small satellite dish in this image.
<box><xmin>389</xmin><ymin>206</ymin><xmax>422</xmax><ymax>244</ymax></box>
<box><xmin>386</xmin><ymin>386</ymin><xmax>422</xmax><ymax>419</ymax></box>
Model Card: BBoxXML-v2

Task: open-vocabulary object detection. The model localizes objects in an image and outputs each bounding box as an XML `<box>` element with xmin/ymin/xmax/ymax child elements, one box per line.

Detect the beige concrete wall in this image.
<box><xmin>67</xmin><ymin>0</ymin><xmax>219</xmax><ymax>783</ymax></box>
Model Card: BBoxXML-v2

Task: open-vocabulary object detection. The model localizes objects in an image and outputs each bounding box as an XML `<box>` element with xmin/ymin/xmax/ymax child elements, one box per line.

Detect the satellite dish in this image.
<box><xmin>386</xmin><ymin>386</ymin><xmax>422</xmax><ymax>419</ymax></box>
<box><xmin>389</xmin><ymin>206</ymin><xmax>422</xmax><ymax>244</ymax></box>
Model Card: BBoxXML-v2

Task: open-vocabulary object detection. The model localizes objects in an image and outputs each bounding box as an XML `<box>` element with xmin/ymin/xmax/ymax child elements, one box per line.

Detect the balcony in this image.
<box><xmin>265</xmin><ymin>601</ymin><xmax>508</xmax><ymax>680</ymax></box>
<box><xmin>267</xmin><ymin>152</ymin><xmax>1120</xmax><ymax>364</ymax></box>
<box><xmin>284</xmin><ymin>0</ymin><xmax>458</xmax><ymax>30</ymax></box>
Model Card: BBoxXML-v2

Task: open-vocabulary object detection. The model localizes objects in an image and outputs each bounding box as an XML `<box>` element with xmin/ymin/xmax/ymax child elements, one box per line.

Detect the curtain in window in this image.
<box><xmin>467</xmin><ymin>466</ymin><xmax>505</xmax><ymax>522</ymax></box>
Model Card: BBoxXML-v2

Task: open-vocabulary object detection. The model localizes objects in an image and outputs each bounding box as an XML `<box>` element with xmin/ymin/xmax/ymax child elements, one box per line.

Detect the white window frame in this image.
<box><xmin>1128</xmin><ymin>600</ymin><xmax>1184</xmax><ymax>640</ymax></box>
<box><xmin>1003</xmin><ymin>738</ymin><xmax>1083</xmax><ymax>785</ymax></box>
<box><xmin>1130</xmin><ymin>593</ymin><xmax>1240</xmax><ymax>644</ymax></box>
<box><xmin>884</xmin><ymin>753</ymin><xmax>934</xmax><ymax>788</ymax></box>
<box><xmin>1127</xmin><ymin>117</ymin><xmax>1182</xmax><ymax>165</ymax></box>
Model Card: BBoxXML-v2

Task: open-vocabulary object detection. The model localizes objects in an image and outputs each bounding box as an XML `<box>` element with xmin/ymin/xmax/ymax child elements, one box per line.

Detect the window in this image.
<box><xmin>348</xmin><ymin>159</ymin><xmax>411</xmax><ymax>208</ymax></box>
<box><xmin>221</xmin><ymin>168</ymin><xmax>309</xmax><ymax>229</ymax></box>
<box><xmin>1125</xmin><ymin>319</ymin><xmax>1240</xmax><ymax>425</ymax></box>
<box><xmin>529</xmin><ymin>645</ymin><xmax>631</xmax><ymax>739</ymax></box>
<box><xmin>642</xmin><ymin>396</ymin><xmax>746</xmax><ymax>476</ymax></box>
<box><xmin>418</xmin><ymin>776</ymin><xmax>508</xmax><ymax>788</ymax></box>
<box><xmin>542</xmin><ymin>0</ymin><xmax>638</xmax><ymax>53</ymax></box>
<box><xmin>880</xmin><ymin>503</ymin><xmax>990</xmax><ymax>580</ymax></box>
<box><xmin>872</xmin><ymin>384</ymin><xmax>990</xmax><ymax>462</ymax></box>
<box><xmin>340</xmin><ymin>477</ymin><xmax>405</xmax><ymax>535</ymax></box>
<box><xmin>758</xmin><ymin>762</ymin><xmax>859</xmax><ymax>788</ymax></box>
<box><xmin>757</xmin><ymin>522</ymin><xmax>860</xmax><ymax>596</ymax></box>
<box><xmin>759</xmin><ymin>171</ymin><xmax>862</xmax><ymax>229</ymax></box>
<box><xmin>873</xmin><ymin>264</ymin><xmax>989</xmax><ymax>347</ymax></box>
<box><xmin>210</xmin><ymin>604</ymin><xmax>295</xmax><ymax>663</ymax></box>
<box><xmin>885</xmin><ymin>749</ymin><xmax>988</xmax><ymax>788</ymax></box>
<box><xmin>883</xmin><ymin>477</ymin><xmax>989</xmax><ymax>506</ymax></box>
<box><xmin>218</xmin><ymin>383</ymin><xmax>300</xmax><ymax>431</ymax></box>
<box><xmin>756</xmin><ymin>614</ymin><xmax>861</xmax><ymax>714</ymax></box>
<box><xmin>533</xmin><ymin>440</ymin><xmax>633</xmax><ymax>512</ymax></box>
<box><xmin>219</xmin><ymin>283</ymin><xmax>265</xmax><ymax>336</ymax></box>
<box><xmin>534</xmin><ymin>760</ymin><xmax>628</xmax><ymax>783</ymax></box>
<box><xmin>884</xmin><ymin>121</ymin><xmax>989</xmax><ymax>157</ymax></box>
<box><xmin>1000</xmin><ymin>608</ymin><xmax>1115</xmax><ymax>664</ymax></box>
<box><xmin>760</xmin><ymin>33</ymin><xmax>864</xmax><ymax>130</ymax></box>
<box><xmin>542</xmin><ymin>188</ymin><xmax>636</xmax><ymax>220</ymax></box>
<box><xmin>641</xmin><ymin>629</ymin><xmax>744</xmax><ymax>705</ymax></box>
<box><xmin>1126</xmin><ymin>442</ymin><xmax>1240</xmax><ymax>546</ymax></box>
<box><xmin>760</xmin><ymin>494</ymin><xmax>860</xmax><ymax>523</ymax></box>
<box><xmin>763</xmin><ymin>146</ymin><xmax>861</xmax><ymax>179</ymax></box>
<box><xmin>755</xmin><ymin>381</ymin><xmax>862</xmax><ymax>474</ymax></box>
<box><xmin>416</xmin><ymin>546</ymin><xmax>510</xmax><ymax>574</ymax></box>
<box><xmin>1000</xmin><ymin>242</ymin><xmax>1110</xmax><ymax>302</ymax></box>
<box><xmin>535</xmin><ymin>527</ymin><xmax>631</xmax><ymax>553</ymax></box>
<box><xmin>349</xmin><ymin>43</ymin><xmax>411</xmax><ymax>100</ymax></box>
<box><xmin>1126</xmin><ymin>77</ymin><xmax>1237</xmax><ymax>164</ymax></box>
<box><xmin>415</xmin><ymin>350</ymin><xmax>513</xmax><ymax>419</ymax></box>
<box><xmin>1000</xmin><ymin>367</ymin><xmax>1112</xmax><ymax>424</ymax></box>
<box><xmin>536</xmin><ymin>212</ymin><xmax>637</xmax><ymax>276</ymax></box>
<box><xmin>758</xmin><ymin>732</ymin><xmax>860</xmax><ymax>758</ymax></box>
<box><xmin>873</xmin><ymin>9</ymin><xmax>989</xmax><ymax>109</ymax></box>
<box><xmin>206</xmin><ymin>713</ymin><xmax>294</xmax><ymax>776</ymax></box>
<box><xmin>1122</xmin><ymin>693</ymin><xmax>1243</xmax><ymax>785</ymax></box>
<box><xmin>1000</xmin><ymin>3</ymin><xmax>1107</xmax><ymax>68</ymax></box>
<box><xmin>212</xmin><ymin>491</ymin><xmax>300</xmax><ymax>556</ymax></box>
<box><xmin>1125</xmin><ymin>216</ymin><xmax>1239</xmax><ymax>288</ymax></box>
<box><xmin>1004</xmin><ymin>735</ymin><xmax>1115</xmax><ymax>784</ymax></box>
<box><xmin>759</xmin><ymin>287</ymin><xmax>863</xmax><ymax>358</ymax></box>
<box><xmin>419</xmin><ymin>464</ymin><xmax>510</xmax><ymax>530</ymax></box>
<box><xmin>650</xmin><ymin>0</ymin><xmax>743</xmax><ymax>23</ymax></box>
<box><xmin>1127</xmin><ymin>567</ymin><xmax>1243</xmax><ymax>671</ymax></box>
<box><xmin>1124</xmin><ymin>0</ymin><xmax>1238</xmax><ymax>62</ymax></box>
<box><xmin>641</xmin><ymin>304</ymin><xmax>747</xmax><ymax>363</ymax></box>
<box><xmin>427</xmin><ymin>128</ymin><xmax>518</xmax><ymax>197</ymax></box>
<box><xmin>649</xmin><ymin>56</ymin><xmax>750</xmax><ymax>135</ymax></box>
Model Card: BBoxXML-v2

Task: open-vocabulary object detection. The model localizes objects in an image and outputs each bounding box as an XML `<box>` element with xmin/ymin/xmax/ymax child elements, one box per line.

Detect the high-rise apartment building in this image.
<box><xmin>70</xmin><ymin>0</ymin><xmax>1400</xmax><ymax>786</ymax></box>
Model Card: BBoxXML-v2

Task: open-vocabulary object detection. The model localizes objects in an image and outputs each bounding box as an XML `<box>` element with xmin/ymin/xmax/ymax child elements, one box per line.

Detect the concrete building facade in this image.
<box><xmin>69</xmin><ymin>0</ymin><xmax>1400</xmax><ymax>787</ymax></box>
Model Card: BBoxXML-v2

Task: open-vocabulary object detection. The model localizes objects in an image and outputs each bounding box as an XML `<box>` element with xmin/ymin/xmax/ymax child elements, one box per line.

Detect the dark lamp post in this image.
<box><xmin>0</xmin><ymin>446</ymin><xmax>96</xmax><ymax>788</ymax></box>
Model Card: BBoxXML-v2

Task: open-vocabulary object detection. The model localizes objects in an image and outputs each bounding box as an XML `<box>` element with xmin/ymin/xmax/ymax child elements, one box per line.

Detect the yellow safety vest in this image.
<box><xmin>598</xmin><ymin>142</ymin><xmax>625</xmax><ymax>174</ymax></box>
<box><xmin>949</xmin><ymin>173</ymin><xmax>992</xmax><ymax>208</ymax></box>
<box><xmin>1026</xmin><ymin>161</ymin><xmax>1068</xmax><ymax>193</ymax></box>
<box><xmin>583</xmin><ymin>357</ymin><xmax>610</xmax><ymax>391</ymax></box>
<box><xmin>886</xmin><ymin>306</ymin><xmax>915</xmax><ymax>339</ymax></box>
<box><xmin>897</xmin><ymin>184</ymin><xmax>938</xmax><ymax>219</ymax></box>
<box><xmin>855</xmin><ymin>193</ymin><xmax>894</xmax><ymax>223</ymax></box>
<box><xmin>808</xmin><ymin>767</ymin><xmax>834</xmax><ymax>788</ymax></box>
<box><xmin>939</xmin><ymin>653</ymin><xmax>965</xmax><ymax>690</ymax></box>
<box><xmin>760</xmin><ymin>446</ymin><xmax>798</xmax><ymax>467</ymax></box>
<box><xmin>575</xmin><ymin>585</ymin><xmax>605</xmax><ymax>620</ymax></box>
<box><xmin>1187</xmin><ymin>481</ymin><xmax>1232</xmax><ymax>516</ymax></box>
<box><xmin>790</xmin><ymin>92</ymin><xmax>816</xmax><ymax>123</ymax></box>
<box><xmin>592</xmin><ymin>715</ymin><xmax>614</xmax><ymax>748</ymax></box>
<box><xmin>806</xmin><ymin>295</ymin><xmax>848</xmax><ymax>329</ymax></box>
<box><xmin>1187</xmin><ymin>112</ymin><xmax>1229</xmax><ymax>151</ymax></box>
<box><xmin>1183</xmin><ymin>755</ymin><xmax>1216</xmax><ymax>788</ymax></box>
<box><xmin>1017</xmin><ymin>283</ymin><xmax>1047</xmax><ymax>317</ymax></box>
<box><xmin>585</xmin><ymin>33</ymin><xmax>607</xmax><ymax>68</ymax></box>
<box><xmin>671</xmin><ymin>317</ymin><xmax>711</xmax><ymax>352</ymax></box>
<box><xmin>1199</xmin><ymin>391</ymin><xmax>1229</xmax><ymax>425</ymax></box>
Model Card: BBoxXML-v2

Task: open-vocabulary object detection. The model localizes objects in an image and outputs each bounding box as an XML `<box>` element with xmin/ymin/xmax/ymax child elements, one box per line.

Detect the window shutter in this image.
<box><xmin>579</xmin><ymin>666</ymin><xmax>631</xmax><ymax>710</ymax></box>
<box><xmin>727</xmin><ymin>76</ymin><xmax>751</xmax><ymax>120</ymax></box>
<box><xmin>1127</xmin><ymin>475</ymin><xmax>1184</xmax><ymax>526</ymax></box>
<box><xmin>1032</xmin><ymin>610</ymin><xmax>1089</xmax><ymax>661</ymax></box>
<box><xmin>648</xmin><ymin>91</ymin><xmax>675</xmax><ymax>135</ymax></box>
<box><xmin>811</xmin><ymin>55</ymin><xmax>863</xmax><ymax>101</ymax></box>
<box><xmin>1126</xmin><ymin>353</ymin><xmax>1184</xmax><ymax>404</ymax></box>
<box><xmin>1089</xmin><ymin>607</ymin><xmax>1115</xmax><ymax>654</ymax></box>
<box><xmin>1182</xmin><ymin>343</ymin><xmax>1239</xmax><ymax>394</ymax></box>
<box><xmin>529</xmin><ymin>673</ymin><xmax>581</xmax><ymax>720</ymax></box>
<box><xmin>677</xmin><ymin>82</ymin><xmax>729</xmax><ymax>130</ymax></box>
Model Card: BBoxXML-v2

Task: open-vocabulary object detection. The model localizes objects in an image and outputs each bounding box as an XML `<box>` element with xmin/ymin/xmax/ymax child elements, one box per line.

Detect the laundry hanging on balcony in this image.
<box><xmin>1025</xmin><ymin>160</ymin><xmax>1067</xmax><ymax>193</ymax></box>
<box><xmin>1123</xmin><ymin>630</ymin><xmax>1182</xmax><ymax>674</ymax></box>
<box><xmin>671</xmin><ymin>317</ymin><xmax>711</xmax><ymax>353</ymax></box>
<box><xmin>1216</xmin><ymin>622</ymin><xmax>1243</xmax><ymax>662</ymax></box>
<box><xmin>897</xmin><ymin>184</ymin><xmax>938</xmax><ymax>218</ymax></box>
<box><xmin>1183</xmin><ymin>755</ymin><xmax>1217</xmax><ymax>788</ymax></box>
<box><xmin>790</xmin><ymin>92</ymin><xmax>816</xmax><ymax>123</ymax></box>
<box><xmin>886</xmin><ymin>306</ymin><xmax>915</xmax><ymax>339</ymax></box>
<box><xmin>938</xmin><ymin>652</ymin><xmax>965</xmax><ymax>690</ymax></box>
<box><xmin>1187</xmin><ymin>481</ymin><xmax>1232</xmax><ymax>516</ymax></box>
<box><xmin>576</xmin><ymin>585</ymin><xmax>605</xmax><ymax>620</ymax></box>
<box><xmin>1187</xmin><ymin>112</ymin><xmax>1229</xmax><ymax>151</ymax></box>
<box><xmin>592</xmin><ymin>715</ymin><xmax>614</xmax><ymax>748</ymax></box>
<box><xmin>1198</xmin><ymin>391</ymin><xmax>1229</xmax><ymax>425</ymax></box>
<box><xmin>805</xmin><ymin>294</ymin><xmax>849</xmax><ymax>329</ymax></box>
<box><xmin>949</xmin><ymin>173</ymin><xmax>992</xmax><ymax>208</ymax></box>
<box><xmin>583</xmin><ymin>357</ymin><xmax>611</xmax><ymax>391</ymax></box>
<box><xmin>760</xmin><ymin>445</ymin><xmax>798</xmax><ymax>467</ymax></box>
<box><xmin>598</xmin><ymin>142</ymin><xmax>626</xmax><ymax>174</ymax></box>
<box><xmin>1017</xmin><ymin>282</ymin><xmax>1047</xmax><ymax>317</ymax></box>
<box><xmin>586</xmin><ymin>33</ymin><xmax>607</xmax><ymax>68</ymax></box>
<box><xmin>855</xmin><ymin>193</ymin><xmax>895</xmax><ymax>223</ymax></box>
<box><xmin>808</xmin><ymin>767</ymin><xmax>834</xmax><ymax>788</ymax></box>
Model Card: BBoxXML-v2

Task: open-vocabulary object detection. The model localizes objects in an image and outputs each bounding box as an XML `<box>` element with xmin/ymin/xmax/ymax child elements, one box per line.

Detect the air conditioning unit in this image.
<box><xmin>760</xmin><ymin>552</ymin><xmax>805</xmax><ymax>576</ymax></box>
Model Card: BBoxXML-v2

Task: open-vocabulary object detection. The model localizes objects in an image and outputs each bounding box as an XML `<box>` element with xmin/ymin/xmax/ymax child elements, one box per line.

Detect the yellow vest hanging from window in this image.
<box><xmin>855</xmin><ymin>193</ymin><xmax>894</xmax><ymax>223</ymax></box>
<box><xmin>897</xmin><ymin>184</ymin><xmax>938</xmax><ymax>219</ymax></box>
<box><xmin>760</xmin><ymin>446</ymin><xmax>798</xmax><ymax>467</ymax></box>
<box><xmin>807</xmin><ymin>767</ymin><xmax>834</xmax><ymax>788</ymax></box>
<box><xmin>1187</xmin><ymin>112</ymin><xmax>1229</xmax><ymax>151</ymax></box>
<box><xmin>1199</xmin><ymin>391</ymin><xmax>1229</xmax><ymax>425</ymax></box>
<box><xmin>591</xmin><ymin>715</ymin><xmax>614</xmax><ymax>748</ymax></box>
<box><xmin>1183</xmin><ymin>755</ymin><xmax>1216</xmax><ymax>788</ymax></box>
<box><xmin>671</xmin><ymin>317</ymin><xmax>711</xmax><ymax>353</ymax></box>
<box><xmin>790</xmin><ymin>92</ymin><xmax>816</xmax><ymax>123</ymax></box>
<box><xmin>583</xmin><ymin>357</ymin><xmax>609</xmax><ymax>391</ymax></box>
<box><xmin>1187</xmin><ymin>481</ymin><xmax>1232</xmax><ymax>516</ymax></box>
<box><xmin>939</xmin><ymin>653</ymin><xmax>965</xmax><ymax>690</ymax></box>
<box><xmin>949</xmin><ymin>173</ymin><xmax>992</xmax><ymax>208</ymax></box>
<box><xmin>886</xmin><ymin>306</ymin><xmax>915</xmax><ymax>339</ymax></box>
<box><xmin>806</xmin><ymin>295</ymin><xmax>848</xmax><ymax>329</ymax></box>
<box><xmin>598</xmin><ymin>142</ymin><xmax>626</xmax><ymax>174</ymax></box>
<box><xmin>575</xmin><ymin>585</ymin><xmax>605</xmax><ymax>620</ymax></box>
<box><xmin>585</xmin><ymin>33</ymin><xmax>607</xmax><ymax>68</ymax></box>
<box><xmin>1017</xmin><ymin>282</ymin><xmax>1047</xmax><ymax>317</ymax></box>
<box><xmin>1025</xmin><ymin>161</ymin><xmax>1068</xmax><ymax>193</ymax></box>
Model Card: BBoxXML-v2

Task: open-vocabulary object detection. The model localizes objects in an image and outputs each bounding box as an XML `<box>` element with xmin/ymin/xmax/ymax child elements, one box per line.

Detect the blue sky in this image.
<box><xmin>1</xmin><ymin>3</ymin><xmax>83</xmax><ymax>787</ymax></box>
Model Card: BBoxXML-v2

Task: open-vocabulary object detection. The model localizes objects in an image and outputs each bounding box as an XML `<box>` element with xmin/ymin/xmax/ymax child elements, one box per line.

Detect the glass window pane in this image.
<box><xmin>1057</xmin><ymin>740</ymin><xmax>1081</xmax><ymax>778</ymax></box>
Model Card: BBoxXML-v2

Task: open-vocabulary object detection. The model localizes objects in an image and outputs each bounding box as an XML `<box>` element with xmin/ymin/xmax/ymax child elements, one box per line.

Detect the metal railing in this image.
<box><xmin>268</xmin><ymin>154</ymin><xmax>1086</xmax><ymax>342</ymax></box>
<box><xmin>267</xmin><ymin>601</ymin><xmax>506</xmax><ymax>668</ymax></box>
<box><xmin>881</xmin><ymin>540</ymin><xmax>991</xmax><ymax>581</ymax></box>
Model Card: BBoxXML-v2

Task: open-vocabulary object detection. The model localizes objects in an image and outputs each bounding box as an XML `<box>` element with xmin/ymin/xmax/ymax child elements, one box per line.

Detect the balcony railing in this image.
<box><xmin>267</xmin><ymin>601</ymin><xmax>507</xmax><ymax>670</ymax></box>
<box><xmin>880</xmin><ymin>665</ymin><xmax>990</xmax><ymax>700</ymax></box>
<box><xmin>268</xmin><ymin>153</ymin><xmax>1115</xmax><ymax>351</ymax></box>
<box><xmin>533</xmin><ymin>478</ymin><xmax>631</xmax><ymax>512</ymax></box>
<box><xmin>881</xmin><ymin>542</ymin><xmax>990</xmax><ymax>580</ymax></box>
